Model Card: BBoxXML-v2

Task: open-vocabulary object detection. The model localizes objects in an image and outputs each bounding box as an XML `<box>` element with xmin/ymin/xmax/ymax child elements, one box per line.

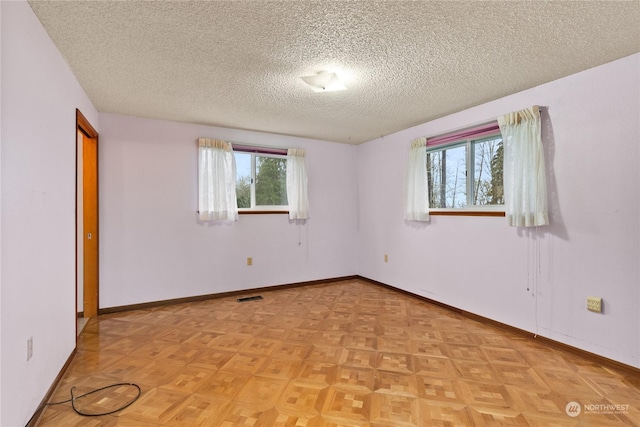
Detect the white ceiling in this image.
<box><xmin>28</xmin><ymin>1</ymin><xmax>639</xmax><ymax>144</ymax></box>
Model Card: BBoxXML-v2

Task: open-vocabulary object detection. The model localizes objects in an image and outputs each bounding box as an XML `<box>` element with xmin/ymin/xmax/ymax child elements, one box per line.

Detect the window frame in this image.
<box><xmin>233</xmin><ymin>145</ymin><xmax>289</xmax><ymax>214</ymax></box>
<box><xmin>426</xmin><ymin>128</ymin><xmax>505</xmax><ymax>216</ymax></box>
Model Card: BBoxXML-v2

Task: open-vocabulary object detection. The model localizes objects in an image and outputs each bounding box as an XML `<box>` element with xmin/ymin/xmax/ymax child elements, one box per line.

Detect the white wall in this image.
<box><xmin>99</xmin><ymin>114</ymin><xmax>358</xmax><ymax>308</ymax></box>
<box><xmin>0</xmin><ymin>4</ymin><xmax>636</xmax><ymax>425</ymax></box>
<box><xmin>0</xmin><ymin>2</ymin><xmax>99</xmax><ymax>425</ymax></box>
<box><xmin>0</xmin><ymin>1</ymin><xmax>4</xmax><ymax>420</ymax></box>
<box><xmin>357</xmin><ymin>54</ymin><xmax>640</xmax><ymax>368</ymax></box>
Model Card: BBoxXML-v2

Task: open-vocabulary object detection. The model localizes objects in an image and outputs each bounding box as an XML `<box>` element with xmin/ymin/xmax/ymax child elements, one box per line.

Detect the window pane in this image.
<box><xmin>234</xmin><ymin>152</ymin><xmax>251</xmax><ymax>208</ymax></box>
<box><xmin>427</xmin><ymin>145</ymin><xmax>467</xmax><ymax>208</ymax></box>
<box><xmin>472</xmin><ymin>137</ymin><xmax>503</xmax><ymax>205</ymax></box>
<box><xmin>255</xmin><ymin>156</ymin><xmax>288</xmax><ymax>206</ymax></box>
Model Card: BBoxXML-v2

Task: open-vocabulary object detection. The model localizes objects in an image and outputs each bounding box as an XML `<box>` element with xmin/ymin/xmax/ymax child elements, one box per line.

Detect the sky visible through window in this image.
<box><xmin>235</xmin><ymin>152</ymin><xmax>251</xmax><ymax>178</ymax></box>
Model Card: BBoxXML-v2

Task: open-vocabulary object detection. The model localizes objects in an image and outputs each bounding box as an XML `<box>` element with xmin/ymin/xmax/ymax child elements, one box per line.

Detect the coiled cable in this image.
<box><xmin>44</xmin><ymin>382</ymin><xmax>141</xmax><ymax>417</ymax></box>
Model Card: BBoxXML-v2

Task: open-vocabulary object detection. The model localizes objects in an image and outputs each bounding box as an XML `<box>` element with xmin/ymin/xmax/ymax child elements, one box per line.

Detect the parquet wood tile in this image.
<box><xmin>128</xmin><ymin>341</ymin><xmax>171</xmax><ymax>360</ymax></box>
<box><xmin>457</xmin><ymin>380</ymin><xmax>513</xmax><ymax>408</ymax></box>
<box><xmin>189</xmin><ymin>348</ymin><xmax>234</xmax><ymax>372</ymax></box>
<box><xmin>212</xmin><ymin>401</ymin><xmax>264</xmax><ymax>426</ymax></box>
<box><xmin>343</xmin><ymin>349</ymin><xmax>378</xmax><ymax>370</ymax></box>
<box><xmin>342</xmin><ymin>334</ymin><xmax>378</xmax><ymax>351</ymax></box>
<box><xmin>268</xmin><ymin>315</ymin><xmax>305</xmax><ymax>330</ymax></box>
<box><xmin>480</xmin><ymin>347</ymin><xmax>529</xmax><ymax>366</ymax></box>
<box><xmin>101</xmin><ymin>336</ymin><xmax>148</xmax><ymax>355</ymax></box>
<box><xmin>306</xmin><ymin>345</ymin><xmax>344</xmax><ymax>365</ymax></box>
<box><xmin>409</xmin><ymin>340</ymin><xmax>450</xmax><ymax>358</ymax></box>
<box><xmin>118</xmin><ymin>387</ymin><xmax>189</xmax><ymax>424</ymax></box>
<box><xmin>322</xmin><ymin>320</ymin><xmax>351</xmax><ymax>333</ymax></box>
<box><xmin>334</xmin><ymin>367</ymin><xmax>375</xmax><ymax>392</ymax></box>
<box><xmin>295</xmin><ymin>362</ymin><xmax>337</xmax><ymax>386</ymax></box>
<box><xmin>256</xmin><ymin>358</ymin><xmax>304</xmax><ymax>380</ymax></box>
<box><xmin>164</xmin><ymin>394</ymin><xmax>228</xmax><ymax>426</ymax></box>
<box><xmin>409</xmin><ymin>327</ymin><xmax>443</xmax><ymax>342</ymax></box>
<box><xmin>378</xmin><ymin>337</ymin><xmax>412</xmax><ymax>354</ymax></box>
<box><xmin>374</xmin><ymin>395</ymin><xmax>423</xmax><ymax>426</ymax></box>
<box><xmin>466</xmin><ymin>407</ymin><xmax>530</xmax><ymax>426</ymax></box>
<box><xmin>373</xmin><ymin>371</ymin><xmax>419</xmax><ymax>398</ymax></box>
<box><xmin>447</xmin><ymin>344</ymin><xmax>489</xmax><ymax>363</ymax></box>
<box><xmin>157</xmin><ymin>344</ymin><xmax>203</xmax><ymax>366</ymax></box>
<box><xmin>272</xmin><ymin>342</ymin><xmax>313</xmax><ymax>361</ymax></box>
<box><xmin>220</xmin><ymin>353</ymin><xmax>268</xmax><ymax>375</ymax></box>
<box><xmin>178</xmin><ymin>316</ymin><xmax>220</xmax><ymax>331</ymax></box>
<box><xmin>275</xmin><ymin>381</ymin><xmax>327</xmax><ymax>416</ymax></box>
<box><xmin>452</xmin><ymin>361</ymin><xmax>502</xmax><ymax>384</ymax></box>
<box><xmin>378</xmin><ymin>324</ymin><xmax>411</xmax><ymax>339</ymax></box>
<box><xmin>412</xmin><ymin>355</ymin><xmax>459</xmax><ymax>379</ymax></box>
<box><xmin>128</xmin><ymin>360</ymin><xmax>184</xmax><ymax>388</ymax></box>
<box><xmin>515</xmin><ymin>345</ymin><xmax>576</xmax><ymax>372</ymax></box>
<box><xmin>36</xmin><ymin>279</ymin><xmax>640</xmax><ymax>426</ymax></box>
<box><xmin>416</xmin><ymin>376</ymin><xmax>464</xmax><ymax>404</ymax></box>
<box><xmin>418</xmin><ymin>400</ymin><xmax>474</xmax><ymax>427</ymax></box>
<box><xmin>256</xmin><ymin>407</ymin><xmax>324</xmax><ymax>427</ymax></box>
<box><xmin>209</xmin><ymin>333</ymin><xmax>253</xmax><ymax>352</ymax></box>
<box><xmin>320</xmin><ymin>387</ymin><xmax>371</xmax><ymax>425</ymax></box>
<box><xmin>375</xmin><ymin>352</ymin><xmax>413</xmax><ymax>374</ymax></box>
<box><xmin>349</xmin><ymin>322</ymin><xmax>378</xmax><ymax>336</ymax></box>
<box><xmin>534</xmin><ymin>368</ymin><xmax>604</xmax><ymax>400</ymax></box>
<box><xmin>236</xmin><ymin>376</ymin><xmax>288</xmax><ymax>408</ymax></box>
<box><xmin>241</xmin><ymin>337</ymin><xmax>282</xmax><ymax>356</ymax></box>
<box><xmin>493</xmin><ymin>364</ymin><xmax>550</xmax><ymax>390</ymax></box>
<box><xmin>504</xmin><ymin>388</ymin><xmax>569</xmax><ymax>416</ymax></box>
<box><xmin>194</xmin><ymin>371</ymin><xmax>250</xmax><ymax>400</ymax></box>
<box><xmin>101</xmin><ymin>356</ymin><xmax>157</xmax><ymax>382</ymax></box>
<box><xmin>261</xmin><ymin>327</ymin><xmax>291</xmax><ymax>341</ymax></box>
<box><xmin>64</xmin><ymin>349</ymin><xmax>126</xmax><ymax>375</ymax></box>
<box><xmin>159</xmin><ymin>367</ymin><xmax>215</xmax><ymax>394</ymax></box>
<box><xmin>203</xmin><ymin>319</ymin><xmax>243</xmax><ymax>334</ymax></box>
<box><xmin>319</xmin><ymin>331</ymin><xmax>348</xmax><ymax>347</ymax></box>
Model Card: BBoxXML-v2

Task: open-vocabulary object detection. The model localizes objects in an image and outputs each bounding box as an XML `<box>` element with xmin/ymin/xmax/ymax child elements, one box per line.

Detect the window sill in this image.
<box><xmin>239</xmin><ymin>210</ymin><xmax>289</xmax><ymax>215</ymax></box>
<box><xmin>429</xmin><ymin>210</ymin><xmax>505</xmax><ymax>217</ymax></box>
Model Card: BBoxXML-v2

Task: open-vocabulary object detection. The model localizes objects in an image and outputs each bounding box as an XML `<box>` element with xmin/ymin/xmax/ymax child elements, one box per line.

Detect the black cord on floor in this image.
<box><xmin>45</xmin><ymin>382</ymin><xmax>142</xmax><ymax>417</ymax></box>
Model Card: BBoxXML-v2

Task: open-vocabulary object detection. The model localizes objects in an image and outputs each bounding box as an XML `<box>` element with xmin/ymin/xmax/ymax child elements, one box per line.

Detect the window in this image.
<box><xmin>234</xmin><ymin>146</ymin><xmax>288</xmax><ymax>211</ymax></box>
<box><xmin>427</xmin><ymin>124</ymin><xmax>504</xmax><ymax>210</ymax></box>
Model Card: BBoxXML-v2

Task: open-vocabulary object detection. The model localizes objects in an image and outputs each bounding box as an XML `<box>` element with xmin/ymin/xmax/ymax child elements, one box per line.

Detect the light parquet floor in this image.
<box><xmin>37</xmin><ymin>280</ymin><xmax>640</xmax><ymax>426</ymax></box>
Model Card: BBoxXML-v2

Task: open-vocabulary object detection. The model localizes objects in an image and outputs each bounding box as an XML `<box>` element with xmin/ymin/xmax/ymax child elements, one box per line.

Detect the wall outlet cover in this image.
<box><xmin>587</xmin><ymin>296</ymin><xmax>602</xmax><ymax>313</ymax></box>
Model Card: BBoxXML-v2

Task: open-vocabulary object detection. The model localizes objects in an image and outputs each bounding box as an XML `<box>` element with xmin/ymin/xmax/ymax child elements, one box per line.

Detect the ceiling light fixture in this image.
<box><xmin>300</xmin><ymin>71</ymin><xmax>347</xmax><ymax>93</ymax></box>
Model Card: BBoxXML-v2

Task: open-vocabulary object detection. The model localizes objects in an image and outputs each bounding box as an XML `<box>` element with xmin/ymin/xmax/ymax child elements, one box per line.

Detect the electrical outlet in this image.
<box><xmin>384</xmin><ymin>254</ymin><xmax>388</xmax><ymax>263</ymax></box>
<box><xmin>587</xmin><ymin>296</ymin><xmax>602</xmax><ymax>313</ymax></box>
<box><xmin>27</xmin><ymin>336</ymin><xmax>33</xmax><ymax>361</ymax></box>
<box><xmin>247</xmin><ymin>257</ymin><xmax>253</xmax><ymax>266</ymax></box>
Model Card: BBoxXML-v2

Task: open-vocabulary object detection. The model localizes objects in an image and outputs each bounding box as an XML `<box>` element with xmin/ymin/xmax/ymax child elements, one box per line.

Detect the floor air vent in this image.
<box><xmin>237</xmin><ymin>295</ymin><xmax>264</xmax><ymax>303</ymax></box>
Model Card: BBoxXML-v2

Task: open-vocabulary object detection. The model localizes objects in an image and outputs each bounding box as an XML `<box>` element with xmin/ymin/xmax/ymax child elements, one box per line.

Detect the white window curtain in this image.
<box><xmin>404</xmin><ymin>137</ymin><xmax>430</xmax><ymax>221</ymax></box>
<box><xmin>198</xmin><ymin>138</ymin><xmax>238</xmax><ymax>221</ymax></box>
<box><xmin>286</xmin><ymin>148</ymin><xmax>310</xmax><ymax>220</ymax></box>
<box><xmin>498</xmin><ymin>106</ymin><xmax>548</xmax><ymax>227</ymax></box>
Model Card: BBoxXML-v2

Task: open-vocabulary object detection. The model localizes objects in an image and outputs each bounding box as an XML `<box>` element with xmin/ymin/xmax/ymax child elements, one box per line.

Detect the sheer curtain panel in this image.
<box><xmin>404</xmin><ymin>137</ymin><xmax>430</xmax><ymax>221</ymax></box>
<box><xmin>286</xmin><ymin>148</ymin><xmax>310</xmax><ymax>220</ymax></box>
<box><xmin>498</xmin><ymin>106</ymin><xmax>548</xmax><ymax>227</ymax></box>
<box><xmin>198</xmin><ymin>138</ymin><xmax>238</xmax><ymax>221</ymax></box>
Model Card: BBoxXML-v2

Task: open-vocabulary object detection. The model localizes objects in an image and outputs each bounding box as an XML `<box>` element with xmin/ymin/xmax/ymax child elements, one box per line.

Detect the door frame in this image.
<box><xmin>76</xmin><ymin>109</ymin><xmax>99</xmax><ymax>334</ymax></box>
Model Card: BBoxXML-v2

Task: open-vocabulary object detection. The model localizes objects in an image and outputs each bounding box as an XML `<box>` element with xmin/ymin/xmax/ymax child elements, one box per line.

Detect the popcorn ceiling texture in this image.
<box><xmin>28</xmin><ymin>1</ymin><xmax>639</xmax><ymax>144</ymax></box>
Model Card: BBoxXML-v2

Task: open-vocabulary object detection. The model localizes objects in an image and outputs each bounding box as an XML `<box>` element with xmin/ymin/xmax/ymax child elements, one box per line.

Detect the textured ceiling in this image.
<box><xmin>28</xmin><ymin>1</ymin><xmax>640</xmax><ymax>144</ymax></box>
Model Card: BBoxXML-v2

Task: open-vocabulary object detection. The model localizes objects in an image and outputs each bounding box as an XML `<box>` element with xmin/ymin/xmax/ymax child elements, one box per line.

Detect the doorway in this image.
<box><xmin>76</xmin><ymin>109</ymin><xmax>99</xmax><ymax>336</ymax></box>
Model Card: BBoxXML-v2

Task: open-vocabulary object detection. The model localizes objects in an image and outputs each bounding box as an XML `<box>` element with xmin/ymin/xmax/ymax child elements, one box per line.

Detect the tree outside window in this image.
<box><xmin>427</xmin><ymin>135</ymin><xmax>503</xmax><ymax>209</ymax></box>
